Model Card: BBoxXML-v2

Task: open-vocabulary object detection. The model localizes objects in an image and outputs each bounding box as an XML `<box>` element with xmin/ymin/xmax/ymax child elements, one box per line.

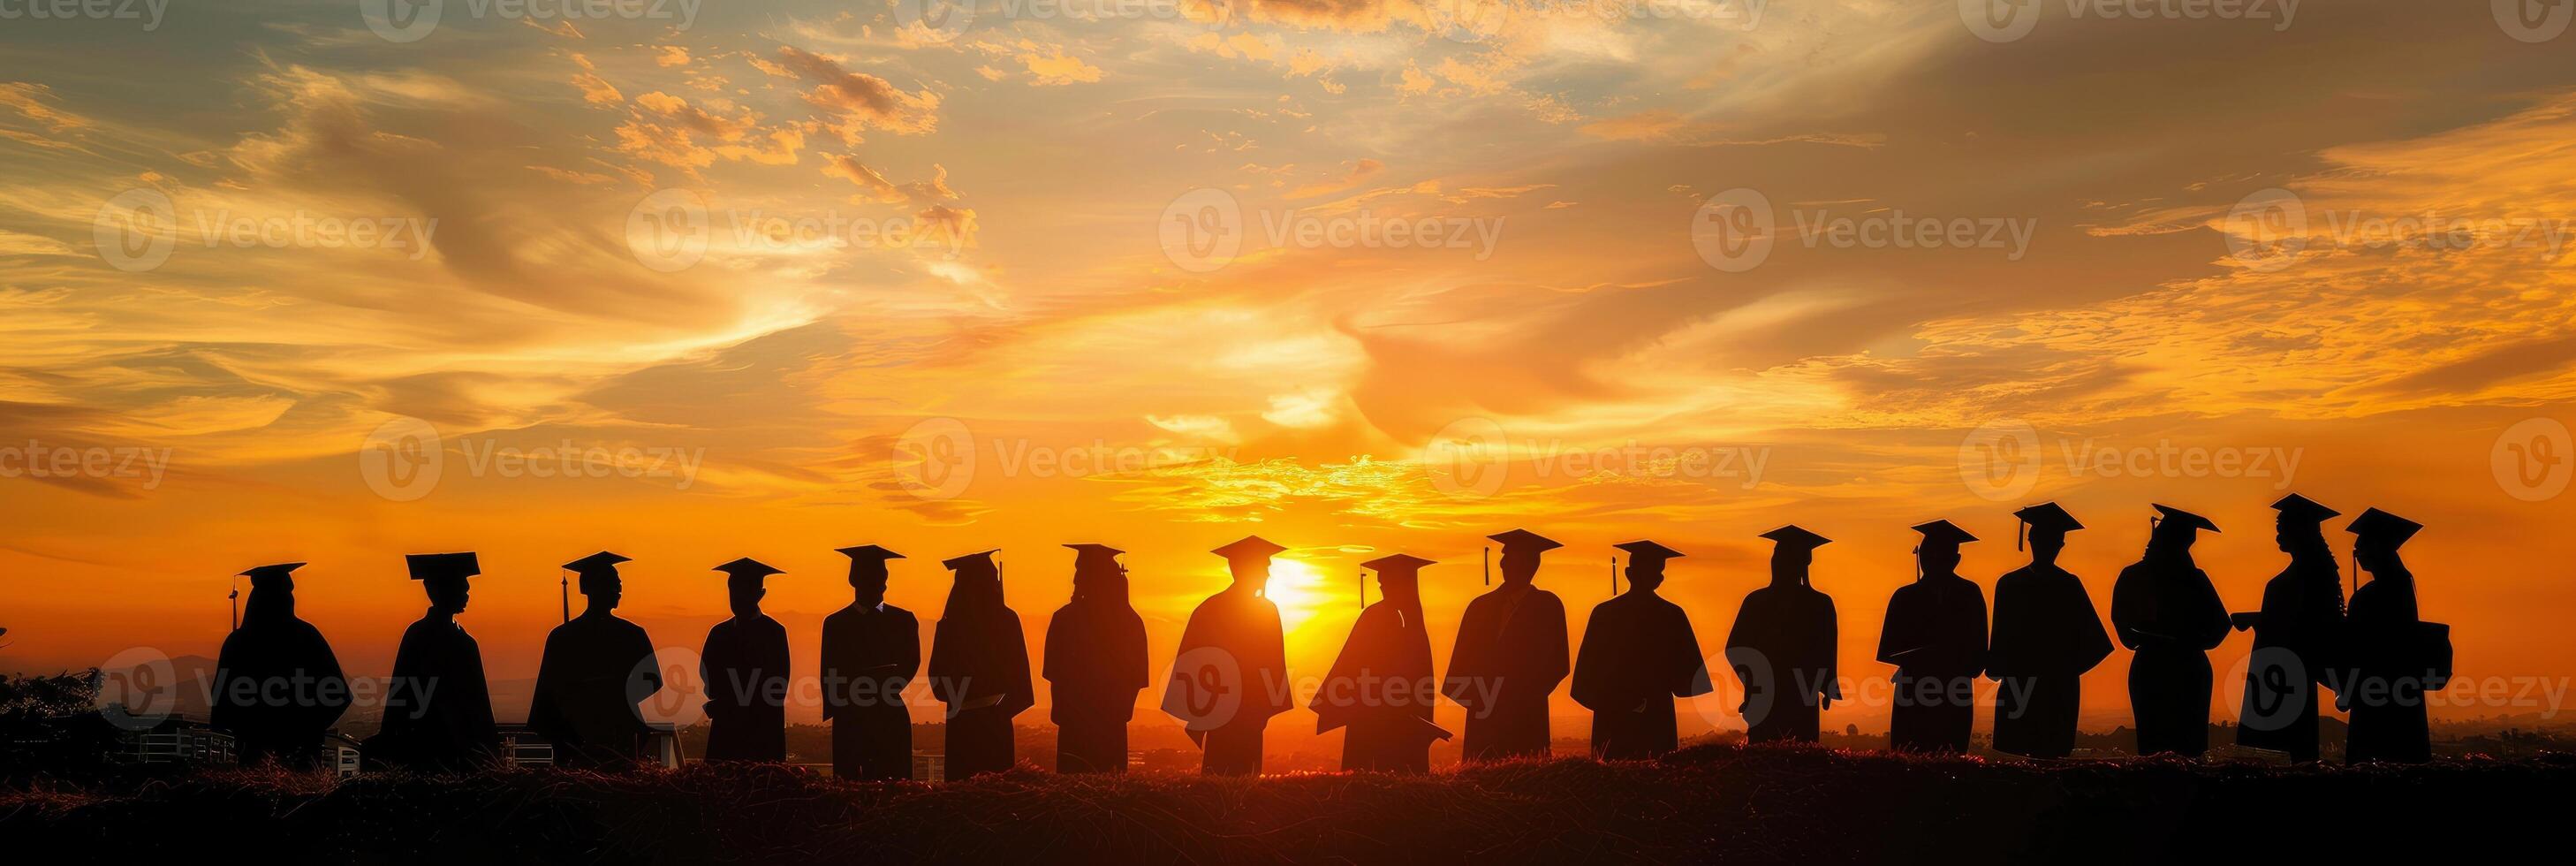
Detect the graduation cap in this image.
<box><xmin>2150</xmin><ymin>504</ymin><xmax>2220</xmax><ymax>534</ymax></box>
<box><xmin>1211</xmin><ymin>536</ymin><xmax>1286</xmax><ymax>561</ymax></box>
<box><xmin>2012</xmin><ymin>502</ymin><xmax>2083</xmax><ymax>551</ymax></box>
<box><xmin>1064</xmin><ymin>543</ymin><xmax>1125</xmax><ymax>566</ymax></box>
<box><xmin>712</xmin><ymin>557</ymin><xmax>783</xmax><ymax>594</ymax></box>
<box><xmin>1360</xmin><ymin>553</ymin><xmax>1435</xmax><ymax>609</ymax></box>
<box><xmin>558</xmin><ymin>551</ymin><xmax>631</xmax><ymax>620</ymax></box>
<box><xmin>1911</xmin><ymin>520</ymin><xmax>1979</xmax><ymax>547</ymax></box>
<box><xmin>405</xmin><ymin>552</ymin><xmax>481</xmax><ymax>581</ymax></box>
<box><xmin>2270</xmin><ymin>493</ymin><xmax>2342</xmax><ymax>524</ymax></box>
<box><xmin>1759</xmin><ymin>525</ymin><xmax>1831</xmax><ymax>551</ymax></box>
<box><xmin>240</xmin><ymin>562</ymin><xmax>306</xmax><ymax>581</ymax></box>
<box><xmin>1483</xmin><ymin>528</ymin><xmax>1560</xmax><ymax>587</ymax></box>
<box><xmin>943</xmin><ymin>550</ymin><xmax>1001</xmax><ymax>571</ymax></box>
<box><xmin>1610</xmin><ymin>540</ymin><xmax>1684</xmax><ymax>596</ymax></box>
<box><xmin>2345</xmin><ymin>507</ymin><xmax>2422</xmax><ymax>550</ymax></box>
<box><xmin>837</xmin><ymin>544</ymin><xmax>905</xmax><ymax>563</ymax></box>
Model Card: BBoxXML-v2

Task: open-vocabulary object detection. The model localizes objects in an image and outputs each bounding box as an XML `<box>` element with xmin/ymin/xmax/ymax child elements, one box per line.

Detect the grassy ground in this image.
<box><xmin>4</xmin><ymin>746</ymin><xmax>2567</xmax><ymax>863</ymax></box>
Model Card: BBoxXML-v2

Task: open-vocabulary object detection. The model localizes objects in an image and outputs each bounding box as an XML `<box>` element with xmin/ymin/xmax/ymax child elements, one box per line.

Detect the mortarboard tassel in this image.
<box><xmin>1358</xmin><ymin>570</ymin><xmax>1366</xmax><ymax>612</ymax></box>
<box><xmin>1609</xmin><ymin>556</ymin><xmax>1618</xmax><ymax>596</ymax></box>
<box><xmin>2019</xmin><ymin>519</ymin><xmax>2027</xmax><ymax>552</ymax></box>
<box><xmin>561</xmin><ymin>571</ymin><xmax>572</xmax><ymax>623</ymax></box>
<box><xmin>229</xmin><ymin>577</ymin><xmax>240</xmax><ymax>632</ymax></box>
<box><xmin>1483</xmin><ymin>545</ymin><xmax>1491</xmax><ymax>587</ymax></box>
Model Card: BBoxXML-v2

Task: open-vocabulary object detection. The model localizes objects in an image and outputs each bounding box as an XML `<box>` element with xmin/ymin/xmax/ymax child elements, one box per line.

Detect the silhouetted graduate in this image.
<box><xmin>527</xmin><ymin>551</ymin><xmax>663</xmax><ymax>770</ymax></box>
<box><xmin>1043</xmin><ymin>543</ymin><xmax>1149</xmax><ymax>774</ymax></box>
<box><xmin>1162</xmin><ymin>536</ymin><xmax>1294</xmax><ymax>776</ymax></box>
<box><xmin>1725</xmin><ymin>526</ymin><xmax>1839</xmax><ymax>744</ymax></box>
<box><xmin>1313</xmin><ymin>553</ymin><xmax>1450</xmax><ymax>772</ymax></box>
<box><xmin>1442</xmin><ymin>528</ymin><xmax>1571</xmax><ymax>761</ymax></box>
<box><xmin>211</xmin><ymin>562</ymin><xmax>350</xmax><ymax>769</ymax></box>
<box><xmin>1986</xmin><ymin>503</ymin><xmax>2111</xmax><ymax>759</ymax></box>
<box><xmin>2111</xmin><ymin>505</ymin><xmax>2231</xmax><ymax>756</ymax></box>
<box><xmin>701</xmin><ymin>558</ymin><xmax>791</xmax><ymax>763</ymax></box>
<box><xmin>1572</xmin><ymin>541</ymin><xmax>1712</xmax><ymax>760</ymax></box>
<box><xmin>2231</xmin><ymin>493</ymin><xmax>2345</xmax><ymax>763</ymax></box>
<box><xmin>928</xmin><ymin>550</ymin><xmax>1034</xmax><ymax>779</ymax></box>
<box><xmin>822</xmin><ymin>545</ymin><xmax>919</xmax><ymax>780</ymax></box>
<box><xmin>1878</xmin><ymin>520</ymin><xmax>1988</xmax><ymax>753</ymax></box>
<box><xmin>2340</xmin><ymin>508</ymin><xmax>2444</xmax><ymax>764</ymax></box>
<box><xmin>367</xmin><ymin>552</ymin><xmax>500</xmax><ymax>771</ymax></box>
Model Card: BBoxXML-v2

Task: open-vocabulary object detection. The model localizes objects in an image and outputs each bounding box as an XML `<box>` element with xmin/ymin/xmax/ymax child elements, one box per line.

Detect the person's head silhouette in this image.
<box><xmin>2345</xmin><ymin>507</ymin><xmax>2422</xmax><ymax>576</ymax></box>
<box><xmin>1211</xmin><ymin>536</ymin><xmax>1284</xmax><ymax>595</ymax></box>
<box><xmin>1361</xmin><ymin>553</ymin><xmax>1432</xmax><ymax>607</ymax></box>
<box><xmin>1064</xmin><ymin>543</ymin><xmax>1126</xmax><ymax>603</ymax></box>
<box><xmin>716</xmin><ymin>558</ymin><xmax>784</xmax><ymax>618</ymax></box>
<box><xmin>2270</xmin><ymin>493</ymin><xmax>2340</xmax><ymax>555</ymax></box>
<box><xmin>564</xmin><ymin>551</ymin><xmax>631</xmax><ymax>615</ymax></box>
<box><xmin>837</xmin><ymin>545</ymin><xmax>903</xmax><ymax>607</ymax></box>
<box><xmin>1910</xmin><ymin>520</ymin><xmax>1977</xmax><ymax>578</ymax></box>
<box><xmin>1612</xmin><ymin>540</ymin><xmax>1683</xmax><ymax>594</ymax></box>
<box><xmin>2013</xmin><ymin>502</ymin><xmax>2084</xmax><ymax>566</ymax></box>
<box><xmin>2148</xmin><ymin>504</ymin><xmax>2219</xmax><ymax>555</ymax></box>
<box><xmin>405</xmin><ymin>552</ymin><xmax>480</xmax><ymax>616</ymax></box>
<box><xmin>1759</xmin><ymin>524</ymin><xmax>1830</xmax><ymax>586</ymax></box>
<box><xmin>1485</xmin><ymin>528</ymin><xmax>1560</xmax><ymax>586</ymax></box>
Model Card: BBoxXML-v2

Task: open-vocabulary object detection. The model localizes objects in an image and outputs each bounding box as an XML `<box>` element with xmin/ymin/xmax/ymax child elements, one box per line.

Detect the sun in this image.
<box><xmin>1262</xmin><ymin>558</ymin><xmax>1337</xmax><ymax>633</ymax></box>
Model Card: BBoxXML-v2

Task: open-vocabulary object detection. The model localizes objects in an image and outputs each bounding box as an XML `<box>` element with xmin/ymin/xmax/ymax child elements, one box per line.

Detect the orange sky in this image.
<box><xmin>4</xmin><ymin>2</ymin><xmax>2576</xmax><ymax>738</ymax></box>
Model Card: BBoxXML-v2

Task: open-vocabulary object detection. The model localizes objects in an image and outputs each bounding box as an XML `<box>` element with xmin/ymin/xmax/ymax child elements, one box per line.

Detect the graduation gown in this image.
<box><xmin>2343</xmin><ymin>572</ymin><xmax>2436</xmax><ymax>763</ymax></box>
<box><xmin>1161</xmin><ymin>589</ymin><xmax>1292</xmax><ymax>775</ymax></box>
<box><xmin>1312</xmin><ymin>600</ymin><xmax>1443</xmax><ymax>771</ymax></box>
<box><xmin>367</xmin><ymin>612</ymin><xmax>499</xmax><ymax>771</ymax></box>
<box><xmin>211</xmin><ymin>590</ymin><xmax>351</xmax><ymax>769</ymax></box>
<box><xmin>2235</xmin><ymin>554</ymin><xmax>2343</xmax><ymax>762</ymax></box>
<box><xmin>821</xmin><ymin>602</ymin><xmax>919</xmax><ymax>780</ymax></box>
<box><xmin>1877</xmin><ymin>575</ymin><xmax>1987</xmax><ymax>753</ymax></box>
<box><xmin>701</xmin><ymin>614</ymin><xmax>791</xmax><ymax>762</ymax></box>
<box><xmin>1572</xmin><ymin>591</ymin><xmax>1712</xmax><ymax>760</ymax></box>
<box><xmin>2110</xmin><ymin>555</ymin><xmax>2230</xmax><ymax>756</ymax></box>
<box><xmin>929</xmin><ymin>606</ymin><xmax>1034</xmax><ymax>779</ymax></box>
<box><xmin>1441</xmin><ymin>583</ymin><xmax>1569</xmax><ymax>761</ymax></box>
<box><xmin>1724</xmin><ymin>584</ymin><xmax>1838</xmax><ymax>744</ymax></box>
<box><xmin>1986</xmin><ymin>564</ymin><xmax>2111</xmax><ymax>758</ymax></box>
<box><xmin>1043</xmin><ymin>599</ymin><xmax>1149</xmax><ymax>773</ymax></box>
<box><xmin>527</xmin><ymin>612</ymin><xmax>662</xmax><ymax>769</ymax></box>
